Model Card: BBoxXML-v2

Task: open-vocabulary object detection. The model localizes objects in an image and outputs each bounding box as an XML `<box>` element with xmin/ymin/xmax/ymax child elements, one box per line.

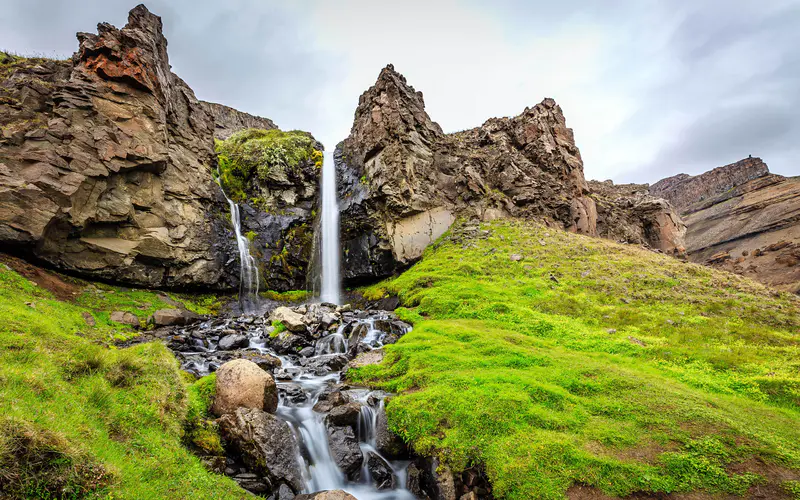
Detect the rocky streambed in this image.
<box><xmin>130</xmin><ymin>302</ymin><xmax>490</xmax><ymax>500</ymax></box>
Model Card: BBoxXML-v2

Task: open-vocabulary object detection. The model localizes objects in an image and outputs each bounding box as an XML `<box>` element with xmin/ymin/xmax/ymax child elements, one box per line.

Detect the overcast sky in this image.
<box><xmin>1</xmin><ymin>0</ymin><xmax>798</xmax><ymax>183</ymax></box>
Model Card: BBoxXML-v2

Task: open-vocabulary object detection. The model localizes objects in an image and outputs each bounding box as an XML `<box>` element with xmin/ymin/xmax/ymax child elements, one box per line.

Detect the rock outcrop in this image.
<box><xmin>654</xmin><ymin>158</ymin><xmax>800</xmax><ymax>294</ymax></box>
<box><xmin>0</xmin><ymin>6</ymin><xmax>233</xmax><ymax>288</ymax></box>
<box><xmin>199</xmin><ymin>101</ymin><xmax>277</xmax><ymax>140</ymax></box>
<box><xmin>336</xmin><ymin>64</ymin><xmax>685</xmax><ymax>283</ymax></box>
<box><xmin>0</xmin><ymin>5</ymin><xmax>319</xmax><ymax>292</ymax></box>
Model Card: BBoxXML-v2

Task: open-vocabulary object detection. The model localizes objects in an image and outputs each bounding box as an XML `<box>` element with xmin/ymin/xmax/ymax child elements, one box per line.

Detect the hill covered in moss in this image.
<box><xmin>353</xmin><ymin>219</ymin><xmax>800</xmax><ymax>499</ymax></box>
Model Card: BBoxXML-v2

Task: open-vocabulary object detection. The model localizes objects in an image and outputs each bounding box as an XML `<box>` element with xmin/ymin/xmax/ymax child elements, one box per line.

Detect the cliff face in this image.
<box><xmin>652</xmin><ymin>159</ymin><xmax>800</xmax><ymax>294</ymax></box>
<box><xmin>650</xmin><ymin>157</ymin><xmax>769</xmax><ymax>214</ymax></box>
<box><xmin>200</xmin><ymin>101</ymin><xmax>277</xmax><ymax>140</ymax></box>
<box><xmin>0</xmin><ymin>6</ymin><xmax>237</xmax><ymax>288</ymax></box>
<box><xmin>336</xmin><ymin>65</ymin><xmax>685</xmax><ymax>283</ymax></box>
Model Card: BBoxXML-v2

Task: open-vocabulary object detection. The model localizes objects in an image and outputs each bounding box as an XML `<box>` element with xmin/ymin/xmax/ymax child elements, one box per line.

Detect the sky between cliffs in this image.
<box><xmin>1</xmin><ymin>0</ymin><xmax>798</xmax><ymax>183</ymax></box>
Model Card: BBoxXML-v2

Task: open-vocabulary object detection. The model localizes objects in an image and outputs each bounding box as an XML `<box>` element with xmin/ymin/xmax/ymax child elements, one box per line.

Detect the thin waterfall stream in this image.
<box><xmin>320</xmin><ymin>150</ymin><xmax>341</xmax><ymax>304</ymax></box>
<box><xmin>215</xmin><ymin>169</ymin><xmax>260</xmax><ymax>313</ymax></box>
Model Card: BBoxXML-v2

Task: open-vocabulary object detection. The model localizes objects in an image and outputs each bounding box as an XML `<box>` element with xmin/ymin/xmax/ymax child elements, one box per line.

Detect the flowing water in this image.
<box><xmin>215</xmin><ymin>170</ymin><xmax>260</xmax><ymax>312</ymax></box>
<box><xmin>163</xmin><ymin>309</ymin><xmax>415</xmax><ymax>499</ymax></box>
<box><xmin>320</xmin><ymin>150</ymin><xmax>341</xmax><ymax>305</ymax></box>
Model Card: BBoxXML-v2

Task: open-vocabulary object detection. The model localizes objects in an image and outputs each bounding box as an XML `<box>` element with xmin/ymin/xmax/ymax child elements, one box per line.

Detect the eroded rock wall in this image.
<box><xmin>200</xmin><ymin>101</ymin><xmax>277</xmax><ymax>140</ymax></box>
<box><xmin>0</xmin><ymin>6</ymin><xmax>236</xmax><ymax>288</ymax></box>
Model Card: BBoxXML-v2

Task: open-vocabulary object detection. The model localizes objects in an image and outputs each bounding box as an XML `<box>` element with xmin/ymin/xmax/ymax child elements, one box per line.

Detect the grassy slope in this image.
<box><xmin>353</xmin><ymin>219</ymin><xmax>800</xmax><ymax>499</ymax></box>
<box><xmin>0</xmin><ymin>263</ymin><xmax>245</xmax><ymax>499</ymax></box>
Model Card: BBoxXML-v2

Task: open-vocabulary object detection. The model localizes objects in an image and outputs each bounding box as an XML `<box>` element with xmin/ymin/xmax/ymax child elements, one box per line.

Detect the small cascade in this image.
<box><xmin>320</xmin><ymin>150</ymin><xmax>341</xmax><ymax>305</ymax></box>
<box><xmin>215</xmin><ymin>170</ymin><xmax>260</xmax><ymax>312</ymax></box>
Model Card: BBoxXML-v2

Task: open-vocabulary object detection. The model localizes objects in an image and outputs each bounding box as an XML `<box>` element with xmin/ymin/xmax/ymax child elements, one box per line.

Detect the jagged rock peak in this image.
<box><xmin>347</xmin><ymin>64</ymin><xmax>443</xmax><ymax>162</ymax></box>
<box><xmin>200</xmin><ymin>101</ymin><xmax>278</xmax><ymax>140</ymax></box>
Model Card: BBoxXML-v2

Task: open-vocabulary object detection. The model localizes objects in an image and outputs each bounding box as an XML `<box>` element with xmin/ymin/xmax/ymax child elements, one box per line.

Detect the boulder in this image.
<box><xmin>212</xmin><ymin>359</ymin><xmax>278</xmax><ymax>416</ymax></box>
<box><xmin>375</xmin><ymin>405</ymin><xmax>407</xmax><ymax>459</ymax></box>
<box><xmin>151</xmin><ymin>308</ymin><xmax>200</xmax><ymax>327</ymax></box>
<box><xmin>271</xmin><ymin>307</ymin><xmax>308</xmax><ymax>333</ymax></box>
<box><xmin>218</xmin><ymin>408</ymin><xmax>303</xmax><ymax>493</ymax></box>
<box><xmin>294</xmin><ymin>491</ymin><xmax>357</xmax><ymax>500</ymax></box>
<box><xmin>366</xmin><ymin>452</ymin><xmax>396</xmax><ymax>490</ymax></box>
<box><xmin>218</xmin><ymin>334</ymin><xmax>249</xmax><ymax>351</ymax></box>
<box><xmin>325</xmin><ymin>424</ymin><xmax>363</xmax><ymax>480</ymax></box>
<box><xmin>109</xmin><ymin>311</ymin><xmax>139</xmax><ymax>328</ymax></box>
<box><xmin>270</xmin><ymin>331</ymin><xmax>309</xmax><ymax>355</ymax></box>
<box><xmin>301</xmin><ymin>354</ymin><xmax>349</xmax><ymax>375</ymax></box>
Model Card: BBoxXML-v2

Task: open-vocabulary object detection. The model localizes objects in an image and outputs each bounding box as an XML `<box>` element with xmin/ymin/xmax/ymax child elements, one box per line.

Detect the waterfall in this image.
<box><xmin>320</xmin><ymin>150</ymin><xmax>341</xmax><ymax>304</ymax></box>
<box><xmin>216</xmin><ymin>169</ymin><xmax>260</xmax><ymax>313</ymax></box>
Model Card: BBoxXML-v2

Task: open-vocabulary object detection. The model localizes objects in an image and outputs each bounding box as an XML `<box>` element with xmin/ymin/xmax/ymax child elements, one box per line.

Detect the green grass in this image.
<box><xmin>214</xmin><ymin>128</ymin><xmax>322</xmax><ymax>203</ymax></box>
<box><xmin>260</xmin><ymin>289</ymin><xmax>310</xmax><ymax>303</ymax></box>
<box><xmin>0</xmin><ymin>264</ymin><xmax>245</xmax><ymax>499</ymax></box>
<box><xmin>353</xmin><ymin>219</ymin><xmax>800</xmax><ymax>499</ymax></box>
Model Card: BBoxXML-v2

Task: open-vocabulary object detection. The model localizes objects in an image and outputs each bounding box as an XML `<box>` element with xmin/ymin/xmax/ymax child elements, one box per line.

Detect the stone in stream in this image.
<box><xmin>150</xmin><ymin>308</ymin><xmax>201</xmax><ymax>327</ymax></box>
<box><xmin>324</xmin><ymin>402</ymin><xmax>362</xmax><ymax>428</ymax></box>
<box><xmin>270</xmin><ymin>331</ymin><xmax>309</xmax><ymax>354</ymax></box>
<box><xmin>366</xmin><ymin>451</ymin><xmax>397</xmax><ymax>490</ymax></box>
<box><xmin>219</xmin><ymin>408</ymin><xmax>304</xmax><ymax>493</ymax></box>
<box><xmin>267</xmin><ymin>483</ymin><xmax>296</xmax><ymax>500</ymax></box>
<box><xmin>325</xmin><ymin>424</ymin><xmax>363</xmax><ymax>480</ymax></box>
<box><xmin>218</xmin><ymin>333</ymin><xmax>248</xmax><ymax>350</ymax></box>
<box><xmin>270</xmin><ymin>307</ymin><xmax>308</xmax><ymax>333</ymax></box>
<box><xmin>301</xmin><ymin>354</ymin><xmax>349</xmax><ymax>375</ymax></box>
<box><xmin>294</xmin><ymin>491</ymin><xmax>357</xmax><ymax>500</ymax></box>
<box><xmin>375</xmin><ymin>404</ymin><xmax>408</xmax><ymax>459</ymax></box>
<box><xmin>212</xmin><ymin>359</ymin><xmax>278</xmax><ymax>416</ymax></box>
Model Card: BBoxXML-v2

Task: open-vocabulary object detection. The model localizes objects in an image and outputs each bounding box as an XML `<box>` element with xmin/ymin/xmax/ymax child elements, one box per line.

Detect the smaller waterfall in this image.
<box><xmin>216</xmin><ymin>169</ymin><xmax>259</xmax><ymax>312</ymax></box>
<box><xmin>320</xmin><ymin>150</ymin><xmax>341</xmax><ymax>305</ymax></box>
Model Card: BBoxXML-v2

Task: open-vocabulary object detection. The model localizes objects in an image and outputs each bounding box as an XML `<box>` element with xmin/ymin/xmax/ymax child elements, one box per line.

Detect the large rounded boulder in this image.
<box><xmin>212</xmin><ymin>359</ymin><xmax>278</xmax><ymax>416</ymax></box>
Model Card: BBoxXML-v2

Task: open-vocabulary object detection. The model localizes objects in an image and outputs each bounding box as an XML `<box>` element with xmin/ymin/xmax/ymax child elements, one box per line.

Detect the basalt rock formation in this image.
<box><xmin>336</xmin><ymin>64</ymin><xmax>685</xmax><ymax>283</ymax></box>
<box><xmin>0</xmin><ymin>6</ymin><xmax>234</xmax><ymax>288</ymax></box>
<box><xmin>0</xmin><ymin>5</ymin><xmax>317</xmax><ymax>291</ymax></box>
<box><xmin>652</xmin><ymin>158</ymin><xmax>800</xmax><ymax>294</ymax></box>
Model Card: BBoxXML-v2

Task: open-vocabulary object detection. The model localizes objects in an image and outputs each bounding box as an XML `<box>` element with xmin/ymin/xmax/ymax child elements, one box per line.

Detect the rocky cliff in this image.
<box><xmin>650</xmin><ymin>157</ymin><xmax>769</xmax><ymax>214</ymax></box>
<box><xmin>649</xmin><ymin>158</ymin><xmax>800</xmax><ymax>294</ymax></box>
<box><xmin>336</xmin><ymin>65</ymin><xmax>685</xmax><ymax>283</ymax></box>
<box><xmin>200</xmin><ymin>101</ymin><xmax>277</xmax><ymax>140</ymax></box>
<box><xmin>0</xmin><ymin>5</ymin><xmax>317</xmax><ymax>291</ymax></box>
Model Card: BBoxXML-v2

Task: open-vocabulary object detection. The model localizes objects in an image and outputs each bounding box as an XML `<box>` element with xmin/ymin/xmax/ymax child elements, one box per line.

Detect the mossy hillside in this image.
<box><xmin>214</xmin><ymin>128</ymin><xmax>323</xmax><ymax>204</ymax></box>
<box><xmin>354</xmin><ymin>219</ymin><xmax>800</xmax><ymax>499</ymax></box>
<box><xmin>0</xmin><ymin>264</ymin><xmax>246</xmax><ymax>499</ymax></box>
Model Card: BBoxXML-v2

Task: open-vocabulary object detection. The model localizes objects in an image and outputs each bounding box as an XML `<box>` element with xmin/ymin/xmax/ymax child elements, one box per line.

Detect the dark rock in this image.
<box><xmin>218</xmin><ymin>334</ymin><xmax>248</xmax><ymax>351</ymax></box>
<box><xmin>375</xmin><ymin>405</ymin><xmax>407</xmax><ymax>459</ymax></box>
<box><xmin>408</xmin><ymin>457</ymin><xmax>457</xmax><ymax>500</ymax></box>
<box><xmin>270</xmin><ymin>331</ymin><xmax>309</xmax><ymax>354</ymax></box>
<box><xmin>302</xmin><ymin>354</ymin><xmax>349</xmax><ymax>375</ymax></box>
<box><xmin>218</xmin><ymin>408</ymin><xmax>303</xmax><ymax>493</ymax></box>
<box><xmin>367</xmin><ymin>452</ymin><xmax>396</xmax><ymax>490</ymax></box>
<box><xmin>325</xmin><ymin>424</ymin><xmax>363</xmax><ymax>480</ymax></box>
<box><xmin>324</xmin><ymin>402</ymin><xmax>362</xmax><ymax>428</ymax></box>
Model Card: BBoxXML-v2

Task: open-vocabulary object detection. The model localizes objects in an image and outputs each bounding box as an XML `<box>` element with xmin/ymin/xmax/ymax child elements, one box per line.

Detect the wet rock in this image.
<box><xmin>234</xmin><ymin>474</ymin><xmax>270</xmax><ymax>494</ymax></box>
<box><xmin>267</xmin><ymin>483</ymin><xmax>296</xmax><ymax>500</ymax></box>
<box><xmin>324</xmin><ymin>402</ymin><xmax>362</xmax><ymax>428</ymax></box>
<box><xmin>240</xmin><ymin>351</ymin><xmax>282</xmax><ymax>372</ymax></box>
<box><xmin>212</xmin><ymin>359</ymin><xmax>278</xmax><ymax>416</ymax></box>
<box><xmin>325</xmin><ymin>424</ymin><xmax>363</xmax><ymax>480</ymax></box>
<box><xmin>218</xmin><ymin>334</ymin><xmax>248</xmax><ymax>351</ymax></box>
<box><xmin>271</xmin><ymin>331</ymin><xmax>309</xmax><ymax>355</ymax></box>
<box><xmin>279</xmin><ymin>383</ymin><xmax>308</xmax><ymax>405</ymax></box>
<box><xmin>408</xmin><ymin>457</ymin><xmax>457</xmax><ymax>500</ymax></box>
<box><xmin>375</xmin><ymin>405</ymin><xmax>408</xmax><ymax>459</ymax></box>
<box><xmin>367</xmin><ymin>452</ymin><xmax>396</xmax><ymax>490</ymax></box>
<box><xmin>302</xmin><ymin>354</ymin><xmax>349</xmax><ymax>375</ymax></box>
<box><xmin>109</xmin><ymin>311</ymin><xmax>140</xmax><ymax>328</ymax></box>
<box><xmin>271</xmin><ymin>307</ymin><xmax>308</xmax><ymax>333</ymax></box>
<box><xmin>219</xmin><ymin>408</ymin><xmax>303</xmax><ymax>493</ymax></box>
<box><xmin>313</xmin><ymin>389</ymin><xmax>351</xmax><ymax>413</ymax></box>
<box><xmin>294</xmin><ymin>491</ymin><xmax>357</xmax><ymax>500</ymax></box>
<box><xmin>151</xmin><ymin>308</ymin><xmax>200</xmax><ymax>327</ymax></box>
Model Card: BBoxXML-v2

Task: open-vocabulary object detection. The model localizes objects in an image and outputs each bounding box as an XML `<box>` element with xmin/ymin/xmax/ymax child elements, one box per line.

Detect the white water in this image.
<box><xmin>320</xmin><ymin>150</ymin><xmax>341</xmax><ymax>305</ymax></box>
<box><xmin>215</xmin><ymin>170</ymin><xmax>259</xmax><ymax>312</ymax></box>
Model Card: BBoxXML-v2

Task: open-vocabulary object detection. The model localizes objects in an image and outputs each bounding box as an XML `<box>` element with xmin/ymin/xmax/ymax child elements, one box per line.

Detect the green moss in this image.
<box><xmin>214</xmin><ymin>128</ymin><xmax>322</xmax><ymax>204</ymax></box>
<box><xmin>0</xmin><ymin>265</ymin><xmax>247</xmax><ymax>499</ymax></box>
<box><xmin>270</xmin><ymin>320</ymin><xmax>286</xmax><ymax>337</ymax></box>
<box><xmin>185</xmin><ymin>374</ymin><xmax>223</xmax><ymax>456</ymax></box>
<box><xmin>261</xmin><ymin>290</ymin><xmax>310</xmax><ymax>303</ymax></box>
<box><xmin>353</xmin><ymin>219</ymin><xmax>800</xmax><ymax>499</ymax></box>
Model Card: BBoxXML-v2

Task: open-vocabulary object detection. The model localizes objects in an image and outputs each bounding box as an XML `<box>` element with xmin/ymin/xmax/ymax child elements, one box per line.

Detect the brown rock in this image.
<box><xmin>109</xmin><ymin>310</ymin><xmax>139</xmax><ymax>328</ymax></box>
<box><xmin>294</xmin><ymin>491</ymin><xmax>357</xmax><ymax>500</ymax></box>
<box><xmin>151</xmin><ymin>308</ymin><xmax>200</xmax><ymax>327</ymax></box>
<box><xmin>212</xmin><ymin>359</ymin><xmax>278</xmax><ymax>416</ymax></box>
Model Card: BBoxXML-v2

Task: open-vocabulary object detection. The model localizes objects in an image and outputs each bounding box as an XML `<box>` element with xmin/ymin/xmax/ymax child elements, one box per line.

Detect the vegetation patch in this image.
<box><xmin>353</xmin><ymin>219</ymin><xmax>800</xmax><ymax>499</ymax></box>
<box><xmin>261</xmin><ymin>289</ymin><xmax>310</xmax><ymax>303</ymax></box>
<box><xmin>0</xmin><ymin>262</ymin><xmax>247</xmax><ymax>499</ymax></box>
<box><xmin>214</xmin><ymin>128</ymin><xmax>322</xmax><ymax>203</ymax></box>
